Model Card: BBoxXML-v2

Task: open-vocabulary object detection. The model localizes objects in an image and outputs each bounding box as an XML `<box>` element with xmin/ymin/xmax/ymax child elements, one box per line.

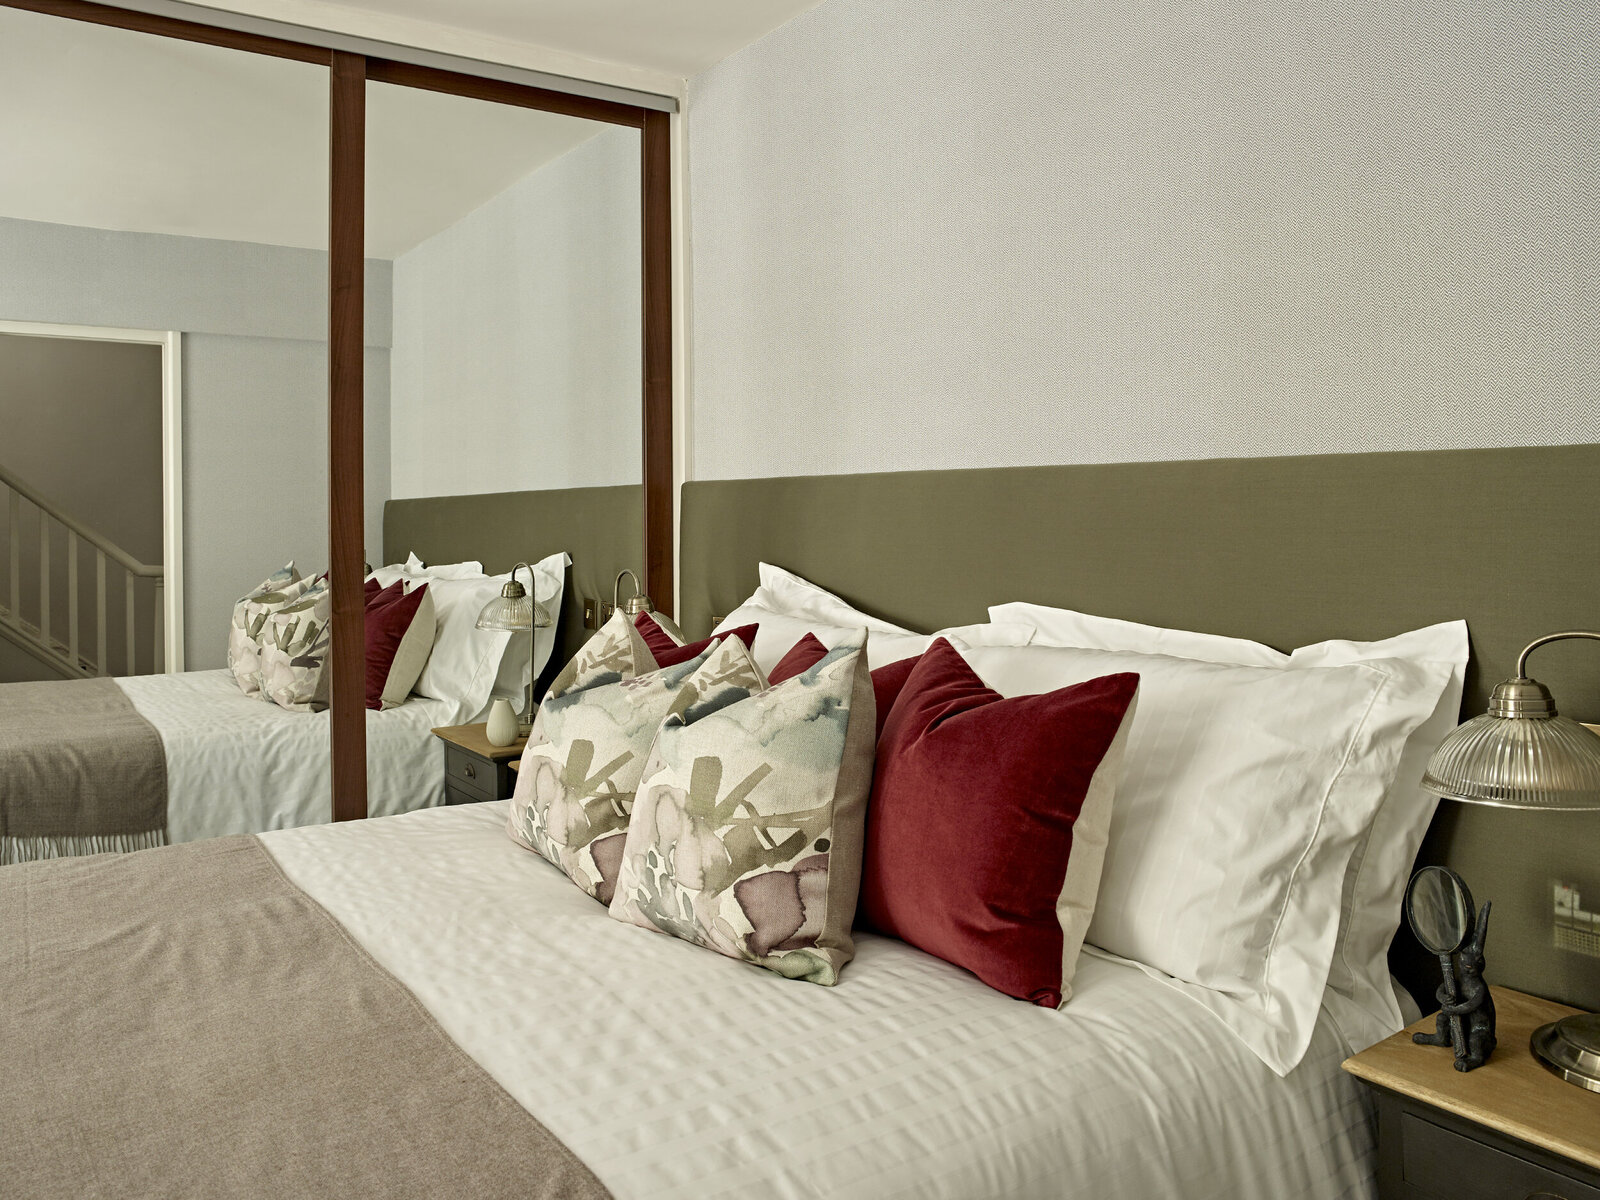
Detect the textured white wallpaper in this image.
<box><xmin>389</xmin><ymin>126</ymin><xmax>642</xmax><ymax>499</ymax></box>
<box><xmin>686</xmin><ymin>0</ymin><xmax>1599</xmax><ymax>481</ymax></box>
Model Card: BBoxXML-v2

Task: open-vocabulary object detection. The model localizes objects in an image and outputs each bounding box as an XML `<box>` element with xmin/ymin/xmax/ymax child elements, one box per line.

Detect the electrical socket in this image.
<box><xmin>582</xmin><ymin>597</ymin><xmax>599</xmax><ymax>630</ymax></box>
<box><xmin>601</xmin><ymin>601</ymin><xmax>617</xmax><ymax>625</ymax></box>
<box><xmin>1555</xmin><ymin>881</ymin><xmax>1600</xmax><ymax>959</ymax></box>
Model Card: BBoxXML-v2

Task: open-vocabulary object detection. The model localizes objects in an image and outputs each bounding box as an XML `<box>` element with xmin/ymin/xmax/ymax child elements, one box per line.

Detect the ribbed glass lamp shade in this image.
<box><xmin>474</xmin><ymin>579</ymin><xmax>552</xmax><ymax>632</ymax></box>
<box><xmin>1422</xmin><ymin>708</ymin><xmax>1600</xmax><ymax>811</ymax></box>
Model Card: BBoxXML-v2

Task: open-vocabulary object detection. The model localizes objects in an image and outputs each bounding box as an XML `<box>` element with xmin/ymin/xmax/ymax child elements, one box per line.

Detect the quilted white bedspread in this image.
<box><xmin>264</xmin><ymin>802</ymin><xmax>1380</xmax><ymax>1200</ymax></box>
<box><xmin>116</xmin><ymin>670</ymin><xmax>465</xmax><ymax>843</ymax></box>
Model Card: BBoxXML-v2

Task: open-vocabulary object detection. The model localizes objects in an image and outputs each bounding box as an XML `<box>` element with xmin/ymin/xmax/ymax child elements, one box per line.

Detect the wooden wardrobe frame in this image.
<box><xmin>4</xmin><ymin>0</ymin><xmax>675</xmax><ymax>821</ymax></box>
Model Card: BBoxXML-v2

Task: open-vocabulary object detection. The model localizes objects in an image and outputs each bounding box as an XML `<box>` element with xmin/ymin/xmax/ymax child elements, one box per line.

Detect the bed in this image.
<box><xmin>4</xmin><ymin>445</ymin><xmax>1595</xmax><ymax>1198</ymax></box>
<box><xmin>3</xmin><ymin>800</ymin><xmax>1387</xmax><ymax>1200</ymax></box>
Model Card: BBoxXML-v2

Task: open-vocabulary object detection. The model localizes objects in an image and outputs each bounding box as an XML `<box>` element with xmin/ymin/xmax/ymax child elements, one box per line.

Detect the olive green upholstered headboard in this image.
<box><xmin>679</xmin><ymin>444</ymin><xmax>1600</xmax><ymax>1011</ymax></box>
<box><xmin>384</xmin><ymin>484</ymin><xmax>643</xmax><ymax>671</ymax></box>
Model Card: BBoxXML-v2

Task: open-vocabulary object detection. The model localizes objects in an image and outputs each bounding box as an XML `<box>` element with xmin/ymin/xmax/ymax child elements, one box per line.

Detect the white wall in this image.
<box><xmin>389</xmin><ymin>126</ymin><xmax>642</xmax><ymax>499</ymax></box>
<box><xmin>685</xmin><ymin>0</ymin><xmax>1599</xmax><ymax>481</ymax></box>
<box><xmin>0</xmin><ymin>216</ymin><xmax>392</xmax><ymax>669</ymax></box>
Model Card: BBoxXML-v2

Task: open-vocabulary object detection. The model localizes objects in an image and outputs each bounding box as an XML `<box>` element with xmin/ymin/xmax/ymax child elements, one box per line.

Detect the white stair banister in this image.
<box><xmin>0</xmin><ymin>462</ymin><xmax>163</xmax><ymax>681</ymax></box>
<box><xmin>68</xmin><ymin>530</ymin><xmax>78</xmax><ymax>666</ymax></box>
<box><xmin>96</xmin><ymin>551</ymin><xmax>107</xmax><ymax>676</ymax></box>
<box><xmin>39</xmin><ymin>507</ymin><xmax>49</xmax><ymax>647</ymax></box>
<box><xmin>8</xmin><ymin>490</ymin><xmax>17</xmax><ymax>622</ymax></box>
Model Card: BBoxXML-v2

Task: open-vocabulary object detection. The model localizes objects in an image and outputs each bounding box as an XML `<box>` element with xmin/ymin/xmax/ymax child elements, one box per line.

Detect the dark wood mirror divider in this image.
<box><xmin>3</xmin><ymin>0</ymin><xmax>676</xmax><ymax>821</ymax></box>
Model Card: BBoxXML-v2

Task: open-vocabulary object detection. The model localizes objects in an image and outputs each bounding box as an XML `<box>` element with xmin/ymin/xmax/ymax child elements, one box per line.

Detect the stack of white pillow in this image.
<box><xmin>712</xmin><ymin>564</ymin><xmax>1466</xmax><ymax>1076</ymax></box>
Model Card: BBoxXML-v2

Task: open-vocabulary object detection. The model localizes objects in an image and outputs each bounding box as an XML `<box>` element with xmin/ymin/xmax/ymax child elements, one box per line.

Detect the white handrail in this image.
<box><xmin>0</xmin><ymin>461</ymin><xmax>161</xmax><ymax>579</ymax></box>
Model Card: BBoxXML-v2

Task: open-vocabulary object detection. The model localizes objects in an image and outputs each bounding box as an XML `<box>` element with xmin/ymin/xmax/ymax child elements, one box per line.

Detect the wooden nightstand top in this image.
<box><xmin>431</xmin><ymin>722</ymin><xmax>528</xmax><ymax>761</ymax></box>
<box><xmin>1344</xmin><ymin>986</ymin><xmax>1600</xmax><ymax>1172</ymax></box>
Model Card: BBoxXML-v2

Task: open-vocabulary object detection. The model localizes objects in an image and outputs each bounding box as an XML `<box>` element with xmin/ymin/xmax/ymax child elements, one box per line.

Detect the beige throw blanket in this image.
<box><xmin>0</xmin><ymin>677</ymin><xmax>166</xmax><ymax>863</ymax></box>
<box><xmin>1</xmin><ymin>837</ymin><xmax>611</xmax><ymax>1199</ymax></box>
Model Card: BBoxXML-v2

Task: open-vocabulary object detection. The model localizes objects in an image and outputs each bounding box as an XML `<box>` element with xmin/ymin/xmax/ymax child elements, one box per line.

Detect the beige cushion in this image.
<box><xmin>378</xmin><ymin>587</ymin><xmax>437</xmax><ymax>709</ymax></box>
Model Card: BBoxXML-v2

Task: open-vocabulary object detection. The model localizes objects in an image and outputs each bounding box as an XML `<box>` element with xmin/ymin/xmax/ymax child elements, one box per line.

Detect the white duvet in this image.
<box><xmin>264</xmin><ymin>802</ymin><xmax>1381</xmax><ymax>1200</ymax></box>
<box><xmin>116</xmin><ymin>670</ymin><xmax>467</xmax><ymax>843</ymax></box>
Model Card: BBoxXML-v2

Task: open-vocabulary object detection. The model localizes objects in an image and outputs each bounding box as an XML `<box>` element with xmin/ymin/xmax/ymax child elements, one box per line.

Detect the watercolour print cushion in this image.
<box><xmin>609</xmin><ymin>630</ymin><xmax>875</xmax><ymax>986</ymax></box>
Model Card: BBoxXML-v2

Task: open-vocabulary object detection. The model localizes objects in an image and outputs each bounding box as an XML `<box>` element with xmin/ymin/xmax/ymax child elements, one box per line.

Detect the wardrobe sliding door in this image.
<box><xmin>1</xmin><ymin>2</ymin><xmax>673</xmax><ymax>823</ymax></box>
<box><xmin>362</xmin><ymin>76</ymin><xmax>645</xmax><ymax>797</ymax></box>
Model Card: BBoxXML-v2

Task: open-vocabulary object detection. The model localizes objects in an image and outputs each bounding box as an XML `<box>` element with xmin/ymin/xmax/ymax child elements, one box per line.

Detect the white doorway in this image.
<box><xmin>0</xmin><ymin>318</ymin><xmax>183</xmax><ymax>673</ymax></box>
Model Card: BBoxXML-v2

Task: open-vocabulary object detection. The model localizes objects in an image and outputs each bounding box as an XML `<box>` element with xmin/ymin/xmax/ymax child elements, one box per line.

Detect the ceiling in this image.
<box><xmin>0</xmin><ymin>6</ymin><xmax>611</xmax><ymax>257</ymax></box>
<box><xmin>273</xmin><ymin>0</ymin><xmax>823</xmax><ymax>78</ymax></box>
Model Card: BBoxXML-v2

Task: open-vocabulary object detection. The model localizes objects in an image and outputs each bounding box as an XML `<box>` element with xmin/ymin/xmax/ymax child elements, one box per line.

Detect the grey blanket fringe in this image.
<box><xmin>1</xmin><ymin>829</ymin><xmax>168</xmax><ymax>865</ymax></box>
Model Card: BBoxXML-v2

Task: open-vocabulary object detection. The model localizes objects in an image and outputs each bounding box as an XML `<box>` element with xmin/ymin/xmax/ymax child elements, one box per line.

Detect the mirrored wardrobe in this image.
<box><xmin>0</xmin><ymin>0</ymin><xmax>674</xmax><ymax>821</ymax></box>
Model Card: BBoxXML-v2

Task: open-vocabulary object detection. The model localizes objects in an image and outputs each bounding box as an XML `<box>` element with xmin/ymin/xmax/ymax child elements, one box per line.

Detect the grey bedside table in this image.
<box><xmin>1343</xmin><ymin>986</ymin><xmax>1600</xmax><ymax>1199</ymax></box>
<box><xmin>431</xmin><ymin>722</ymin><xmax>527</xmax><ymax>805</ymax></box>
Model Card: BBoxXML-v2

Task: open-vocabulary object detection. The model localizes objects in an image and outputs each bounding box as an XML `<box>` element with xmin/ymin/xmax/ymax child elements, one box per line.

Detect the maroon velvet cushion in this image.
<box><xmin>633</xmin><ymin>611</ymin><xmax>682</xmax><ymax>660</ymax></box>
<box><xmin>860</xmin><ymin>639</ymin><xmax>1138</xmax><ymax>1006</ymax></box>
<box><xmin>644</xmin><ymin>620</ymin><xmax>760</xmax><ymax>669</ymax></box>
<box><xmin>768</xmin><ymin>633</ymin><xmax>830</xmax><ymax>685</ymax></box>
<box><xmin>365</xmin><ymin>576</ymin><xmax>383</xmax><ymax>599</ymax></box>
<box><xmin>868</xmin><ymin>653</ymin><xmax>923</xmax><ymax>739</ymax></box>
<box><xmin>364</xmin><ymin>581</ymin><xmax>429</xmax><ymax>709</ymax></box>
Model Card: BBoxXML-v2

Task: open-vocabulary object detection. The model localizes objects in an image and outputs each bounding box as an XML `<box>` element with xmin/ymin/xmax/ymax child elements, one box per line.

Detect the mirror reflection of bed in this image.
<box><xmin>0</xmin><ymin>7</ymin><xmax>648</xmax><ymax>862</ymax></box>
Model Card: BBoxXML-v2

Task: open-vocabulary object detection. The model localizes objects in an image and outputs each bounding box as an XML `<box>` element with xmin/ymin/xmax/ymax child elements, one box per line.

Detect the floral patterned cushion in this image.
<box><xmin>227</xmin><ymin>563</ymin><xmax>304</xmax><ymax>696</ymax></box>
<box><xmin>540</xmin><ymin>609</ymin><xmax>663</xmax><ymax>702</ymax></box>
<box><xmin>508</xmin><ymin>646</ymin><xmax>724</xmax><ymax>904</ymax></box>
<box><xmin>609</xmin><ymin>629</ymin><xmax>876</xmax><ymax>986</ymax></box>
<box><xmin>257</xmin><ymin>578</ymin><xmax>331</xmax><ymax>712</ymax></box>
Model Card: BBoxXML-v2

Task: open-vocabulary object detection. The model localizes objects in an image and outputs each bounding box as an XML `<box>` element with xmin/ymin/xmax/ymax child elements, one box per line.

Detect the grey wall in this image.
<box><xmin>685</xmin><ymin>0</ymin><xmax>1599</xmax><ymax>481</ymax></box>
<box><xmin>0</xmin><ymin>334</ymin><xmax>162</xmax><ymax>680</ymax></box>
<box><xmin>0</xmin><ymin>216</ymin><xmax>392</xmax><ymax>670</ymax></box>
<box><xmin>389</xmin><ymin>126</ymin><xmax>641</xmax><ymax>499</ymax></box>
<box><xmin>0</xmin><ymin>334</ymin><xmax>162</xmax><ymax>563</ymax></box>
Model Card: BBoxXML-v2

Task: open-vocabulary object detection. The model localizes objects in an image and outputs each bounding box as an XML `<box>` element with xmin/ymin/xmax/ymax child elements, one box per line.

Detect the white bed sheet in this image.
<box><xmin>117</xmin><ymin>670</ymin><xmax>466</xmax><ymax>843</ymax></box>
<box><xmin>264</xmin><ymin>802</ymin><xmax>1380</xmax><ymax>1200</ymax></box>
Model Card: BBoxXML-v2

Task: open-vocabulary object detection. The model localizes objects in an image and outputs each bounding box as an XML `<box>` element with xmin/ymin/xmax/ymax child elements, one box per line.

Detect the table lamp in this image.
<box><xmin>1421</xmin><ymin>630</ymin><xmax>1600</xmax><ymax>1092</ymax></box>
<box><xmin>474</xmin><ymin>562</ymin><xmax>553</xmax><ymax>733</ymax></box>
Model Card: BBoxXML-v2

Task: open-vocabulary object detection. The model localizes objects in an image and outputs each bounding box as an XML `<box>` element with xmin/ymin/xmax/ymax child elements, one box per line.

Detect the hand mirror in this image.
<box><xmin>1405</xmin><ymin>865</ymin><xmax>1475</xmax><ymax>954</ymax></box>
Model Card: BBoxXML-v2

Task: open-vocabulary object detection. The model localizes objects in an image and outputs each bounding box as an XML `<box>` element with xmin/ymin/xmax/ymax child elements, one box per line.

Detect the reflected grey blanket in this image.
<box><xmin>0</xmin><ymin>676</ymin><xmax>166</xmax><ymax>863</ymax></box>
<box><xmin>1</xmin><ymin>836</ymin><xmax>611</xmax><ymax>1199</ymax></box>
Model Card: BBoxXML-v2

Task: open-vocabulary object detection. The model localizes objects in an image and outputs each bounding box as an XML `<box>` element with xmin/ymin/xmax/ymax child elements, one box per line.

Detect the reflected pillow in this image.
<box><xmin>366</xmin><ymin>582</ymin><xmax>435</xmax><ymax>709</ymax></box>
<box><xmin>259</xmin><ymin>577</ymin><xmax>331</xmax><ymax>712</ymax></box>
<box><xmin>227</xmin><ymin>562</ymin><xmax>304</xmax><ymax>697</ymax></box>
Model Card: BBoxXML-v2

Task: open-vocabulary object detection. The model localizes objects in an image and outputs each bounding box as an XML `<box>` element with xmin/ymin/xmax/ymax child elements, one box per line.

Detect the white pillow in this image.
<box><xmin>368</xmin><ymin>554</ymin><xmax>486</xmax><ymax>588</ymax></box>
<box><xmin>990</xmin><ymin>602</ymin><xmax>1466</xmax><ymax>1055</ymax></box>
<box><xmin>714</xmin><ymin>563</ymin><xmax>1034</xmax><ymax>672</ymax></box>
<box><xmin>410</xmin><ymin>552</ymin><xmax>567</xmax><ymax>720</ymax></box>
<box><xmin>488</xmin><ymin>552</ymin><xmax>570</xmax><ymax>705</ymax></box>
<box><xmin>954</xmin><ymin>639</ymin><xmax>1442</xmax><ymax>1076</ymax></box>
<box><xmin>404</xmin><ymin>552</ymin><xmax>486</xmax><ymax>579</ymax></box>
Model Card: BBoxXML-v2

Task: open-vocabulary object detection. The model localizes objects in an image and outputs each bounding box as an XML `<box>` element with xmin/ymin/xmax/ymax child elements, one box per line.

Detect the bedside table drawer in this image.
<box><xmin>1402</xmin><ymin>1113</ymin><xmax>1600</xmax><ymax>1200</ymax></box>
<box><xmin>442</xmin><ymin>744</ymin><xmax>495</xmax><ymax>802</ymax></box>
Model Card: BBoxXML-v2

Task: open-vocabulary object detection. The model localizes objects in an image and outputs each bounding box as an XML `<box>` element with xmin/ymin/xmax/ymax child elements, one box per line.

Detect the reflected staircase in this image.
<box><xmin>0</xmin><ymin>462</ymin><xmax>164</xmax><ymax>680</ymax></box>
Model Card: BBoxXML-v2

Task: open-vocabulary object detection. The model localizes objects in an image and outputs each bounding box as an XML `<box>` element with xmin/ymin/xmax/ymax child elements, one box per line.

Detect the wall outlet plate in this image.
<box><xmin>601</xmin><ymin>601</ymin><xmax>616</xmax><ymax>625</ymax></box>
<box><xmin>582</xmin><ymin>598</ymin><xmax>599</xmax><ymax>630</ymax></box>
